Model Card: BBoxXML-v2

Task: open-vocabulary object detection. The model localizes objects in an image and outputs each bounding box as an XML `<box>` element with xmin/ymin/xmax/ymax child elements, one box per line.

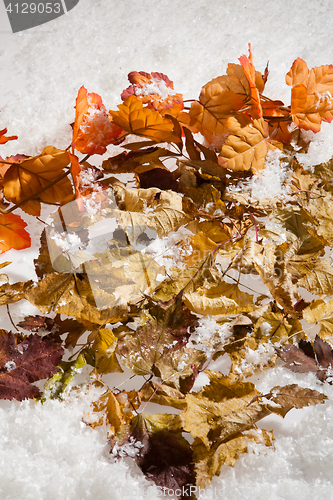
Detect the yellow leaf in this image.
<box><xmin>183</xmin><ymin>279</ymin><xmax>255</xmax><ymax>316</ymax></box>
<box><xmin>92</xmin><ymin>328</ymin><xmax>123</xmax><ymax>374</ymax></box>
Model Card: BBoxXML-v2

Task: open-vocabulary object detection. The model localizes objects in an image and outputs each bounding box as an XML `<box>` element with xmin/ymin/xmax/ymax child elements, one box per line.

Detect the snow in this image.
<box><xmin>2</xmin><ymin>0</ymin><xmax>333</xmax><ymax>498</ymax></box>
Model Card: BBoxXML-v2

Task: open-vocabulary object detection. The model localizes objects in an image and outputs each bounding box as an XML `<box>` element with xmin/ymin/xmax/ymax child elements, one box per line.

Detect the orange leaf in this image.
<box><xmin>190</xmin><ymin>47</ymin><xmax>266</xmax><ymax>144</ymax></box>
<box><xmin>218</xmin><ymin>116</ymin><xmax>278</xmax><ymax>174</ymax></box>
<box><xmin>121</xmin><ymin>71</ymin><xmax>184</xmax><ymax>117</ymax></box>
<box><xmin>73</xmin><ymin>86</ymin><xmax>123</xmax><ymax>155</ymax></box>
<box><xmin>3</xmin><ymin>146</ymin><xmax>74</xmax><ymax>216</ymax></box>
<box><xmin>110</xmin><ymin>95</ymin><xmax>180</xmax><ymax>143</ymax></box>
<box><xmin>0</xmin><ymin>128</ymin><xmax>17</xmax><ymax>145</ymax></box>
<box><xmin>287</xmin><ymin>59</ymin><xmax>333</xmax><ymax>132</ymax></box>
<box><xmin>238</xmin><ymin>43</ymin><xmax>263</xmax><ymax>119</ymax></box>
<box><xmin>0</xmin><ymin>213</ymin><xmax>31</xmax><ymax>253</ymax></box>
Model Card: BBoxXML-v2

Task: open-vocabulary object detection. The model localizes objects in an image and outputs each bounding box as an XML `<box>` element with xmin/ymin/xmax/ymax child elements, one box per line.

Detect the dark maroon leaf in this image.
<box><xmin>0</xmin><ymin>332</ymin><xmax>64</xmax><ymax>400</ymax></box>
<box><xmin>276</xmin><ymin>344</ymin><xmax>317</xmax><ymax>373</ymax></box>
<box><xmin>111</xmin><ymin>413</ymin><xmax>194</xmax><ymax>497</ymax></box>
<box><xmin>17</xmin><ymin>315</ymin><xmax>47</xmax><ymax>332</ymax></box>
<box><xmin>314</xmin><ymin>335</ymin><xmax>333</xmax><ymax>369</ymax></box>
<box><xmin>137</xmin><ymin>168</ymin><xmax>179</xmax><ymax>191</ymax></box>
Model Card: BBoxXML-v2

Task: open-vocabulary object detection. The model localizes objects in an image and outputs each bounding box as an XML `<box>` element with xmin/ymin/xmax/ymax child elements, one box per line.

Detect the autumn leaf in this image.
<box><xmin>218</xmin><ymin>116</ymin><xmax>278</xmax><ymax>174</ymax></box>
<box><xmin>121</xmin><ymin>71</ymin><xmax>184</xmax><ymax>117</ymax></box>
<box><xmin>238</xmin><ymin>43</ymin><xmax>263</xmax><ymax>119</ymax></box>
<box><xmin>89</xmin><ymin>327</ymin><xmax>123</xmax><ymax>374</ymax></box>
<box><xmin>0</xmin><ymin>213</ymin><xmax>31</xmax><ymax>253</ymax></box>
<box><xmin>111</xmin><ymin>413</ymin><xmax>195</xmax><ymax>493</ymax></box>
<box><xmin>3</xmin><ymin>146</ymin><xmax>74</xmax><ymax>216</ymax></box>
<box><xmin>109</xmin><ymin>95</ymin><xmax>181</xmax><ymax>143</ymax></box>
<box><xmin>0</xmin><ymin>332</ymin><xmax>64</xmax><ymax>401</ymax></box>
<box><xmin>0</xmin><ymin>127</ymin><xmax>17</xmax><ymax>145</ymax></box>
<box><xmin>286</xmin><ymin>58</ymin><xmax>333</xmax><ymax>132</ymax></box>
<box><xmin>193</xmin><ymin>429</ymin><xmax>274</xmax><ymax>489</ymax></box>
<box><xmin>0</xmin><ymin>280</ymin><xmax>33</xmax><ymax>306</ymax></box>
<box><xmin>72</xmin><ymin>86</ymin><xmax>123</xmax><ymax>155</ymax></box>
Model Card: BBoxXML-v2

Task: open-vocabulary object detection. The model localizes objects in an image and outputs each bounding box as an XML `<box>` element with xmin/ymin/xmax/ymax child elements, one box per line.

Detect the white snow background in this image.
<box><xmin>1</xmin><ymin>1</ymin><xmax>333</xmax><ymax>499</ymax></box>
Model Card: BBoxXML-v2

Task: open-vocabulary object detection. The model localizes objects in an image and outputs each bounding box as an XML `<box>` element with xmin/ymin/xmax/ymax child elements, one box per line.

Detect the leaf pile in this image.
<box><xmin>2</xmin><ymin>45</ymin><xmax>333</xmax><ymax>497</ymax></box>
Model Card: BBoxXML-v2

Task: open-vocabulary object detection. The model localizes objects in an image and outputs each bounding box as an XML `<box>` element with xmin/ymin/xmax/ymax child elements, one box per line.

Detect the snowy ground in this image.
<box><xmin>1</xmin><ymin>1</ymin><xmax>333</xmax><ymax>499</ymax></box>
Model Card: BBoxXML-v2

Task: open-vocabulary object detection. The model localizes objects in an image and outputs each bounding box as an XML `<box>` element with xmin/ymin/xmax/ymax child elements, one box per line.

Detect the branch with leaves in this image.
<box><xmin>2</xmin><ymin>44</ymin><xmax>333</xmax><ymax>498</ymax></box>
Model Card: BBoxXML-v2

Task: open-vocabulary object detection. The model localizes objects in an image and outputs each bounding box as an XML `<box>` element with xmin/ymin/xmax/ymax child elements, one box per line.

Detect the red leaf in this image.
<box><xmin>72</xmin><ymin>86</ymin><xmax>123</xmax><ymax>155</ymax></box>
<box><xmin>0</xmin><ymin>213</ymin><xmax>31</xmax><ymax>254</ymax></box>
<box><xmin>0</xmin><ymin>332</ymin><xmax>64</xmax><ymax>400</ymax></box>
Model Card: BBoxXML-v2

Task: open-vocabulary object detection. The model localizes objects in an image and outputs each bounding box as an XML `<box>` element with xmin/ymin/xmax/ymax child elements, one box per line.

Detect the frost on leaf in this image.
<box><xmin>0</xmin><ymin>332</ymin><xmax>64</xmax><ymax>401</ymax></box>
<box><xmin>73</xmin><ymin>86</ymin><xmax>123</xmax><ymax>155</ymax></box>
<box><xmin>121</xmin><ymin>71</ymin><xmax>184</xmax><ymax>117</ymax></box>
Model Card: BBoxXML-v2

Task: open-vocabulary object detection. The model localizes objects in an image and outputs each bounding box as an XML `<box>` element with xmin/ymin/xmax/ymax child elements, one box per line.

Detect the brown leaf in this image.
<box><xmin>0</xmin><ymin>332</ymin><xmax>64</xmax><ymax>401</ymax></box>
<box><xmin>0</xmin><ymin>280</ymin><xmax>33</xmax><ymax>306</ymax></box>
<box><xmin>3</xmin><ymin>146</ymin><xmax>74</xmax><ymax>216</ymax></box>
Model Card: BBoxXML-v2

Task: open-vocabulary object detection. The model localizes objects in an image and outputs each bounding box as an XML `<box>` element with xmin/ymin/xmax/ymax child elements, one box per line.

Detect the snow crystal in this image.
<box><xmin>134</xmin><ymin>77</ymin><xmax>175</xmax><ymax>100</ymax></box>
<box><xmin>296</xmin><ymin>122</ymin><xmax>333</xmax><ymax>171</ymax></box>
<box><xmin>4</xmin><ymin>361</ymin><xmax>16</xmax><ymax>371</ymax></box>
<box><xmin>249</xmin><ymin>150</ymin><xmax>289</xmax><ymax>200</ymax></box>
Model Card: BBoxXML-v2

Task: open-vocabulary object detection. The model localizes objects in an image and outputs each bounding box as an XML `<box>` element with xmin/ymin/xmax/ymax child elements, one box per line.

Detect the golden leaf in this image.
<box><xmin>218</xmin><ymin>117</ymin><xmax>278</xmax><ymax>174</ymax></box>
<box><xmin>109</xmin><ymin>96</ymin><xmax>180</xmax><ymax>143</ymax></box>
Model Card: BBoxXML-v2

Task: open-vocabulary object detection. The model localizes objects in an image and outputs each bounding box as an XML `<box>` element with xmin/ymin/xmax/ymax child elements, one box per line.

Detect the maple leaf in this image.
<box><xmin>0</xmin><ymin>127</ymin><xmax>17</xmax><ymax>145</ymax></box>
<box><xmin>72</xmin><ymin>86</ymin><xmax>123</xmax><ymax>155</ymax></box>
<box><xmin>238</xmin><ymin>43</ymin><xmax>263</xmax><ymax>119</ymax></box>
<box><xmin>0</xmin><ymin>213</ymin><xmax>31</xmax><ymax>253</ymax></box>
<box><xmin>218</xmin><ymin>116</ymin><xmax>279</xmax><ymax>174</ymax></box>
<box><xmin>121</xmin><ymin>71</ymin><xmax>184</xmax><ymax>117</ymax></box>
<box><xmin>109</xmin><ymin>95</ymin><xmax>181</xmax><ymax>144</ymax></box>
<box><xmin>286</xmin><ymin>58</ymin><xmax>333</xmax><ymax>132</ymax></box>
<box><xmin>139</xmin><ymin>380</ymin><xmax>187</xmax><ymax>410</ymax></box>
<box><xmin>0</xmin><ymin>332</ymin><xmax>64</xmax><ymax>401</ymax></box>
<box><xmin>3</xmin><ymin>146</ymin><xmax>74</xmax><ymax>216</ymax></box>
<box><xmin>111</xmin><ymin>413</ymin><xmax>195</xmax><ymax>494</ymax></box>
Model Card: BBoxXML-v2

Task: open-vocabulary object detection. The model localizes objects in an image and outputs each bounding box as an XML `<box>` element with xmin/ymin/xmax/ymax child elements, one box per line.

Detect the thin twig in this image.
<box><xmin>6</xmin><ymin>304</ymin><xmax>18</xmax><ymax>332</ymax></box>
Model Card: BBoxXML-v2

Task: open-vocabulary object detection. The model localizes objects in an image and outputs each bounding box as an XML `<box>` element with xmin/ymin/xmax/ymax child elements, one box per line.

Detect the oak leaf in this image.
<box><xmin>72</xmin><ymin>86</ymin><xmax>123</xmax><ymax>155</ymax></box>
<box><xmin>0</xmin><ymin>213</ymin><xmax>31</xmax><ymax>253</ymax></box>
<box><xmin>0</xmin><ymin>332</ymin><xmax>64</xmax><ymax>401</ymax></box>
<box><xmin>3</xmin><ymin>146</ymin><xmax>74</xmax><ymax>216</ymax></box>
<box><xmin>109</xmin><ymin>95</ymin><xmax>181</xmax><ymax>143</ymax></box>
